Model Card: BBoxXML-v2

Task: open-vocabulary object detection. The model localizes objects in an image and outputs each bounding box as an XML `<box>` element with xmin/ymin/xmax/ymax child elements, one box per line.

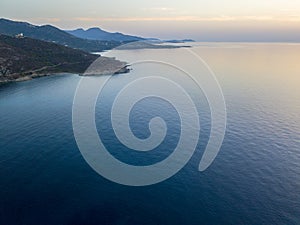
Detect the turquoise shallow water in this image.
<box><xmin>0</xmin><ymin>43</ymin><xmax>300</xmax><ymax>224</ymax></box>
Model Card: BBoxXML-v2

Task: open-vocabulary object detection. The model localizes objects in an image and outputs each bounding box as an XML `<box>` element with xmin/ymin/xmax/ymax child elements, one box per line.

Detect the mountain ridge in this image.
<box><xmin>0</xmin><ymin>18</ymin><xmax>121</xmax><ymax>52</ymax></box>
<box><xmin>66</xmin><ymin>27</ymin><xmax>144</xmax><ymax>42</ymax></box>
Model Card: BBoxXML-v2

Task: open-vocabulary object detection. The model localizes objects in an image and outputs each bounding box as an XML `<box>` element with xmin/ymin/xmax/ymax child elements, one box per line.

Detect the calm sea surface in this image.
<box><xmin>0</xmin><ymin>43</ymin><xmax>300</xmax><ymax>225</ymax></box>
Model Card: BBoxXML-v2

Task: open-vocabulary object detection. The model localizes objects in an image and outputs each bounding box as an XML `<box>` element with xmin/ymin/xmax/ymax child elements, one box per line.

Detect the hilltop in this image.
<box><xmin>66</xmin><ymin>27</ymin><xmax>144</xmax><ymax>42</ymax></box>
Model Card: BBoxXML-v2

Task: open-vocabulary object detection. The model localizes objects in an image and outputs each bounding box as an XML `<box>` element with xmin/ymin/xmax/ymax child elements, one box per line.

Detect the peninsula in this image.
<box><xmin>0</xmin><ymin>34</ymin><xmax>128</xmax><ymax>84</ymax></box>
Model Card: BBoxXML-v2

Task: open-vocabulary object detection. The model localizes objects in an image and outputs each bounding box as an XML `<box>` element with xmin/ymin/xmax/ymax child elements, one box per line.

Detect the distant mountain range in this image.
<box><xmin>66</xmin><ymin>27</ymin><xmax>144</xmax><ymax>42</ymax></box>
<box><xmin>0</xmin><ymin>18</ymin><xmax>122</xmax><ymax>52</ymax></box>
<box><xmin>66</xmin><ymin>28</ymin><xmax>196</xmax><ymax>43</ymax></box>
<box><xmin>0</xmin><ymin>18</ymin><xmax>195</xmax><ymax>52</ymax></box>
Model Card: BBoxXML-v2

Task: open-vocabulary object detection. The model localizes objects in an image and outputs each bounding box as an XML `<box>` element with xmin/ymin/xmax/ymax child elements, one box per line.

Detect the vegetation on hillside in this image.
<box><xmin>0</xmin><ymin>18</ymin><xmax>122</xmax><ymax>52</ymax></box>
<box><xmin>0</xmin><ymin>34</ymin><xmax>99</xmax><ymax>82</ymax></box>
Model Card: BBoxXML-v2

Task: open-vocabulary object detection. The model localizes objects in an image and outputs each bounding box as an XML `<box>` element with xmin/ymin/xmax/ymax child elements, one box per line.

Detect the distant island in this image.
<box><xmin>165</xmin><ymin>39</ymin><xmax>196</xmax><ymax>43</ymax></box>
<box><xmin>113</xmin><ymin>41</ymin><xmax>191</xmax><ymax>50</ymax></box>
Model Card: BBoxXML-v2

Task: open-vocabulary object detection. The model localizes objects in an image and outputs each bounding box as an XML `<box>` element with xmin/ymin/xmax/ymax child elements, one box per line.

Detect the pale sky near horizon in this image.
<box><xmin>1</xmin><ymin>0</ymin><xmax>300</xmax><ymax>41</ymax></box>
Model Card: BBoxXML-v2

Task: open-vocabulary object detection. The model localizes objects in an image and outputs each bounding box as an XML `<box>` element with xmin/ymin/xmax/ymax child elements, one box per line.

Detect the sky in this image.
<box><xmin>1</xmin><ymin>0</ymin><xmax>300</xmax><ymax>41</ymax></box>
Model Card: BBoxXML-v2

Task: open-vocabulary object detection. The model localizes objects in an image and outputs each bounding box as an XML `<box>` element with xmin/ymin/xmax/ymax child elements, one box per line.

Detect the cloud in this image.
<box><xmin>74</xmin><ymin>16</ymin><xmax>234</xmax><ymax>22</ymax></box>
<box><xmin>73</xmin><ymin>15</ymin><xmax>300</xmax><ymax>22</ymax></box>
<box><xmin>146</xmin><ymin>7</ymin><xmax>175</xmax><ymax>12</ymax></box>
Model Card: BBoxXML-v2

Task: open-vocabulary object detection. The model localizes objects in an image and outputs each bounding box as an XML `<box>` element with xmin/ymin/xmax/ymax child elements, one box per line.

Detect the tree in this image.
<box><xmin>0</xmin><ymin>65</ymin><xmax>10</xmax><ymax>77</ymax></box>
<box><xmin>0</xmin><ymin>61</ymin><xmax>11</xmax><ymax>77</ymax></box>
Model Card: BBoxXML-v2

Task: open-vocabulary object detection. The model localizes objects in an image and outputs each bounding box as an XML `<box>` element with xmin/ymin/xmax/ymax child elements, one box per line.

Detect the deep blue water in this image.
<box><xmin>1</xmin><ymin>44</ymin><xmax>300</xmax><ymax>225</ymax></box>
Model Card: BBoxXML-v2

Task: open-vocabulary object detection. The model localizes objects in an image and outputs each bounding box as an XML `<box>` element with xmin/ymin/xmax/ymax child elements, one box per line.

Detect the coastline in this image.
<box><xmin>0</xmin><ymin>56</ymin><xmax>130</xmax><ymax>85</ymax></box>
<box><xmin>0</xmin><ymin>72</ymin><xmax>77</xmax><ymax>84</ymax></box>
<box><xmin>83</xmin><ymin>56</ymin><xmax>130</xmax><ymax>76</ymax></box>
<box><xmin>0</xmin><ymin>41</ymin><xmax>191</xmax><ymax>85</ymax></box>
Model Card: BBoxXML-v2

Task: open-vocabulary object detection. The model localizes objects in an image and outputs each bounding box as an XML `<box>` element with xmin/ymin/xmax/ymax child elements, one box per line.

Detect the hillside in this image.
<box><xmin>66</xmin><ymin>27</ymin><xmax>144</xmax><ymax>42</ymax></box>
<box><xmin>0</xmin><ymin>34</ymin><xmax>99</xmax><ymax>83</ymax></box>
<box><xmin>0</xmin><ymin>18</ymin><xmax>121</xmax><ymax>52</ymax></box>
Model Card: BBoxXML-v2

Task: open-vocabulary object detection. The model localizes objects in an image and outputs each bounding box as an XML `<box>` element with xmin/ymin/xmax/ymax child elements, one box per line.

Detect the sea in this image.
<box><xmin>0</xmin><ymin>43</ymin><xmax>299</xmax><ymax>225</ymax></box>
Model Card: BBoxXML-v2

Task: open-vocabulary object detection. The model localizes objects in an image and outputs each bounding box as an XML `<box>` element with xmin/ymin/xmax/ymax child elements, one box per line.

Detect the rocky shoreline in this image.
<box><xmin>83</xmin><ymin>56</ymin><xmax>130</xmax><ymax>76</ymax></box>
<box><xmin>0</xmin><ymin>56</ymin><xmax>130</xmax><ymax>84</ymax></box>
